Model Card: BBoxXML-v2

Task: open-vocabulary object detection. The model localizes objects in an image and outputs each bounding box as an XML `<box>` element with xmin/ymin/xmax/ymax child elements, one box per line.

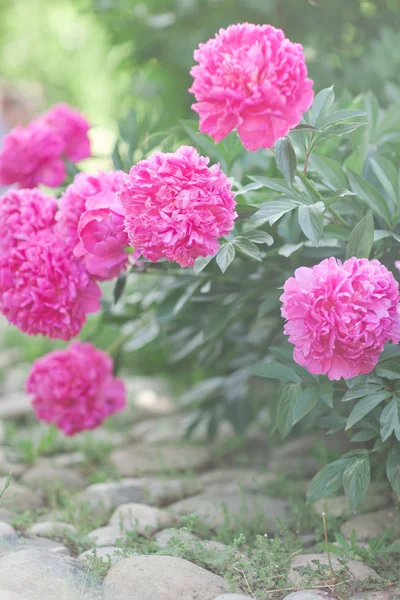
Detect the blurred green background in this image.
<box><xmin>1</xmin><ymin>0</ymin><xmax>400</xmax><ymax>146</ymax></box>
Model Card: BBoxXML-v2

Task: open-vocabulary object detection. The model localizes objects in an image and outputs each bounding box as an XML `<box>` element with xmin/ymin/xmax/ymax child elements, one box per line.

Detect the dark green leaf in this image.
<box><xmin>243</xmin><ymin>230</ymin><xmax>274</xmax><ymax>245</ymax></box>
<box><xmin>310</xmin><ymin>155</ymin><xmax>348</xmax><ymax>190</ymax></box>
<box><xmin>275</xmin><ymin>137</ymin><xmax>297</xmax><ymax>186</ymax></box>
<box><xmin>232</xmin><ymin>237</ymin><xmax>262</xmax><ymax>261</ymax></box>
<box><xmin>345</xmin><ymin>211</ymin><xmax>374</xmax><ymax>259</ymax></box>
<box><xmin>173</xmin><ymin>281</ymin><xmax>201</xmax><ymax>316</ymax></box>
<box><xmin>249</xmin><ymin>176</ymin><xmax>300</xmax><ymax>196</ymax></box>
<box><xmin>369</xmin><ymin>156</ymin><xmax>398</xmax><ymax>214</ymax></box>
<box><xmin>276</xmin><ymin>383</ymin><xmax>302</xmax><ymax>438</ymax></box>
<box><xmin>376</xmin><ymin>361</ymin><xmax>400</xmax><ymax>380</ymax></box>
<box><xmin>292</xmin><ymin>387</ymin><xmax>319</xmax><ymax>425</ymax></box>
<box><xmin>298</xmin><ymin>202</ymin><xmax>325</xmax><ymax>246</ymax></box>
<box><xmin>348</xmin><ymin>170</ymin><xmax>392</xmax><ymax>225</ymax></box>
<box><xmin>343</xmin><ymin>452</ymin><xmax>370</xmax><ymax>511</ymax></box>
<box><xmin>181</xmin><ymin>120</ymin><xmax>225</xmax><ymax>168</ymax></box>
<box><xmin>387</xmin><ymin>445</ymin><xmax>400</xmax><ymax>500</ymax></box>
<box><xmin>380</xmin><ymin>397</ymin><xmax>400</xmax><ymax>442</ymax></box>
<box><xmin>216</xmin><ymin>243</ymin><xmax>235</xmax><ymax>274</ymax></box>
<box><xmin>307</xmin><ymin>457</ymin><xmax>349</xmax><ymax>501</ymax></box>
<box><xmin>258</xmin><ymin>290</ymin><xmax>281</xmax><ymax>317</ymax></box>
<box><xmin>113</xmin><ymin>273</ymin><xmax>127</xmax><ymax>304</ymax></box>
<box><xmin>320</xmin><ymin>380</ymin><xmax>334</xmax><ymax>408</ymax></box>
<box><xmin>248</xmin><ymin>362</ymin><xmax>301</xmax><ymax>383</ymax></box>
<box><xmin>193</xmin><ymin>255</ymin><xmax>214</xmax><ymax>275</ymax></box>
<box><xmin>350</xmin><ymin>431</ymin><xmax>377</xmax><ymax>442</ymax></box>
<box><xmin>247</xmin><ymin>198</ymin><xmax>300</xmax><ymax>229</ymax></box>
<box><xmin>291</xmin><ymin>124</ymin><xmax>320</xmax><ymax>132</ymax></box>
<box><xmin>342</xmin><ymin>383</ymin><xmax>384</xmax><ymax>402</ymax></box>
<box><xmin>320</xmin><ymin>109</ymin><xmax>366</xmax><ymax>128</ymax></box>
<box><xmin>309</xmin><ymin>86</ymin><xmax>335</xmax><ymax>126</ymax></box>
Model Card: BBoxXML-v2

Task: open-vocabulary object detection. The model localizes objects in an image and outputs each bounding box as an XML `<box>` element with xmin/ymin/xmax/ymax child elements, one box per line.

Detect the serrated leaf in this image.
<box><xmin>243</xmin><ymin>230</ymin><xmax>274</xmax><ymax>245</ymax></box>
<box><xmin>343</xmin><ymin>452</ymin><xmax>370</xmax><ymax>511</ymax></box>
<box><xmin>292</xmin><ymin>387</ymin><xmax>319</xmax><ymax>425</ymax></box>
<box><xmin>193</xmin><ymin>255</ymin><xmax>214</xmax><ymax>275</ymax></box>
<box><xmin>345</xmin><ymin>211</ymin><xmax>374</xmax><ymax>259</ymax></box>
<box><xmin>232</xmin><ymin>237</ymin><xmax>262</xmax><ymax>261</ymax></box>
<box><xmin>275</xmin><ymin>383</ymin><xmax>302</xmax><ymax>438</ymax></box>
<box><xmin>247</xmin><ymin>199</ymin><xmax>300</xmax><ymax>229</ymax></box>
<box><xmin>346</xmin><ymin>391</ymin><xmax>392</xmax><ymax>430</ymax></box>
<box><xmin>387</xmin><ymin>445</ymin><xmax>400</xmax><ymax>500</ymax></box>
<box><xmin>307</xmin><ymin>457</ymin><xmax>349</xmax><ymax>501</ymax></box>
<box><xmin>216</xmin><ymin>243</ymin><xmax>235</xmax><ymax>273</ymax></box>
<box><xmin>298</xmin><ymin>202</ymin><xmax>325</xmax><ymax>246</ymax></box>
<box><xmin>380</xmin><ymin>397</ymin><xmax>400</xmax><ymax>442</ymax></box>
<box><xmin>348</xmin><ymin>170</ymin><xmax>392</xmax><ymax>225</ymax></box>
<box><xmin>248</xmin><ymin>362</ymin><xmax>301</xmax><ymax>383</ymax></box>
<box><xmin>275</xmin><ymin>137</ymin><xmax>297</xmax><ymax>186</ymax></box>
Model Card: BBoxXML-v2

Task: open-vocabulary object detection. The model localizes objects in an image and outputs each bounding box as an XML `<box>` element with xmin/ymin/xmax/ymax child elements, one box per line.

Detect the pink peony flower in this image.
<box><xmin>119</xmin><ymin>145</ymin><xmax>236</xmax><ymax>267</ymax></box>
<box><xmin>39</xmin><ymin>103</ymin><xmax>91</xmax><ymax>162</ymax></box>
<box><xmin>74</xmin><ymin>190</ymin><xmax>129</xmax><ymax>280</ymax></box>
<box><xmin>0</xmin><ymin>122</ymin><xmax>66</xmax><ymax>188</ymax></box>
<box><xmin>0</xmin><ymin>230</ymin><xmax>101</xmax><ymax>340</ymax></box>
<box><xmin>189</xmin><ymin>23</ymin><xmax>314</xmax><ymax>151</ymax></box>
<box><xmin>0</xmin><ymin>188</ymin><xmax>57</xmax><ymax>257</ymax></box>
<box><xmin>26</xmin><ymin>341</ymin><xmax>126</xmax><ymax>435</ymax></box>
<box><xmin>280</xmin><ymin>257</ymin><xmax>400</xmax><ymax>380</ymax></box>
<box><xmin>56</xmin><ymin>170</ymin><xmax>127</xmax><ymax>246</ymax></box>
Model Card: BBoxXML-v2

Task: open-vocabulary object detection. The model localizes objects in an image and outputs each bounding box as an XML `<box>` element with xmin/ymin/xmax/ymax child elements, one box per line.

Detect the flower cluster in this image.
<box><xmin>280</xmin><ymin>257</ymin><xmax>400</xmax><ymax>380</ymax></box>
<box><xmin>0</xmin><ymin>104</ymin><xmax>91</xmax><ymax>188</ymax></box>
<box><xmin>120</xmin><ymin>145</ymin><xmax>236</xmax><ymax>267</ymax></box>
<box><xmin>26</xmin><ymin>341</ymin><xmax>126</xmax><ymax>435</ymax></box>
<box><xmin>190</xmin><ymin>23</ymin><xmax>314</xmax><ymax>151</ymax></box>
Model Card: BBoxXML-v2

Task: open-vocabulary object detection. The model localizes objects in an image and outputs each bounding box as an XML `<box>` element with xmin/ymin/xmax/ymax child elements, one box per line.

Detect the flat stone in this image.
<box><xmin>341</xmin><ymin>508</ymin><xmax>400</xmax><ymax>541</ymax></box>
<box><xmin>103</xmin><ymin>555</ymin><xmax>228</xmax><ymax>600</ymax></box>
<box><xmin>129</xmin><ymin>413</ymin><xmax>233</xmax><ymax>443</ymax></box>
<box><xmin>78</xmin><ymin>546</ymin><xmax>126</xmax><ymax>566</ymax></box>
<box><xmin>29</xmin><ymin>522</ymin><xmax>77</xmax><ymax>538</ymax></box>
<box><xmin>0</xmin><ymin>548</ymin><xmax>100</xmax><ymax>599</ymax></box>
<box><xmin>0</xmin><ymin>393</ymin><xmax>32</xmax><ymax>420</ymax></box>
<box><xmin>199</xmin><ymin>468</ymin><xmax>276</xmax><ymax>492</ymax></box>
<box><xmin>168</xmin><ymin>488</ymin><xmax>291</xmax><ymax>532</ymax></box>
<box><xmin>21</xmin><ymin>466</ymin><xmax>86</xmax><ymax>491</ymax></box>
<box><xmin>0</xmin><ymin>477</ymin><xmax>43</xmax><ymax>512</ymax></box>
<box><xmin>313</xmin><ymin>490</ymin><xmax>391</xmax><ymax>519</ymax></box>
<box><xmin>51</xmin><ymin>452</ymin><xmax>85</xmax><ymax>468</ymax></box>
<box><xmin>18</xmin><ymin>536</ymin><xmax>71</xmax><ymax>556</ymax></box>
<box><xmin>153</xmin><ymin>528</ymin><xmax>200</xmax><ymax>548</ymax></box>
<box><xmin>2</xmin><ymin>364</ymin><xmax>30</xmax><ymax>394</ymax></box>
<box><xmin>0</xmin><ymin>592</ymin><xmax>29</xmax><ymax>600</ymax></box>
<box><xmin>214</xmin><ymin>596</ymin><xmax>255</xmax><ymax>600</ymax></box>
<box><xmin>111</xmin><ymin>443</ymin><xmax>211</xmax><ymax>476</ymax></box>
<box><xmin>282</xmin><ymin>593</ymin><xmax>335</xmax><ymax>600</ymax></box>
<box><xmin>88</xmin><ymin>526</ymin><xmax>124</xmax><ymax>547</ymax></box>
<box><xmin>350</xmin><ymin>592</ymin><xmax>400</xmax><ymax>600</ymax></box>
<box><xmin>287</xmin><ymin>553</ymin><xmax>377</xmax><ymax>585</ymax></box>
<box><xmin>0</xmin><ymin>509</ymin><xmax>16</xmax><ymax>524</ymax></box>
<box><xmin>109</xmin><ymin>503</ymin><xmax>180</xmax><ymax>535</ymax></box>
<box><xmin>0</xmin><ymin>522</ymin><xmax>17</xmax><ymax>542</ymax></box>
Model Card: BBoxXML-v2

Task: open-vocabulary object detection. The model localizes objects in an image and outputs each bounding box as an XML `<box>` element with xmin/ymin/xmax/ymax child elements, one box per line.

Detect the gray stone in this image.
<box><xmin>0</xmin><ymin>548</ymin><xmax>101</xmax><ymax>599</ymax></box>
<box><xmin>199</xmin><ymin>468</ymin><xmax>276</xmax><ymax>492</ymax></box>
<box><xmin>2</xmin><ymin>364</ymin><xmax>30</xmax><ymax>394</ymax></box>
<box><xmin>0</xmin><ymin>477</ymin><xmax>43</xmax><ymax>512</ymax></box>
<box><xmin>29</xmin><ymin>522</ymin><xmax>77</xmax><ymax>538</ymax></box>
<box><xmin>111</xmin><ymin>443</ymin><xmax>211</xmax><ymax>476</ymax></box>
<box><xmin>287</xmin><ymin>553</ymin><xmax>377</xmax><ymax>585</ymax></box>
<box><xmin>350</xmin><ymin>592</ymin><xmax>400</xmax><ymax>600</ymax></box>
<box><xmin>103</xmin><ymin>555</ymin><xmax>228</xmax><ymax>600</ymax></box>
<box><xmin>21</xmin><ymin>465</ymin><xmax>86</xmax><ymax>491</ymax></box>
<box><xmin>313</xmin><ymin>488</ymin><xmax>391</xmax><ymax>518</ymax></box>
<box><xmin>51</xmin><ymin>452</ymin><xmax>85</xmax><ymax>468</ymax></box>
<box><xmin>87</xmin><ymin>526</ymin><xmax>124</xmax><ymax>547</ymax></box>
<box><xmin>0</xmin><ymin>509</ymin><xmax>16</xmax><ymax>524</ymax></box>
<box><xmin>153</xmin><ymin>528</ymin><xmax>200</xmax><ymax>548</ymax></box>
<box><xmin>129</xmin><ymin>413</ymin><xmax>233</xmax><ymax>443</ymax></box>
<box><xmin>0</xmin><ymin>522</ymin><xmax>17</xmax><ymax>543</ymax></box>
<box><xmin>109</xmin><ymin>503</ymin><xmax>180</xmax><ymax>535</ymax></box>
<box><xmin>214</xmin><ymin>596</ymin><xmax>255</xmax><ymax>600</ymax></box>
<box><xmin>341</xmin><ymin>508</ymin><xmax>400</xmax><ymax>541</ymax></box>
<box><xmin>282</xmin><ymin>593</ymin><xmax>334</xmax><ymax>600</ymax></box>
<box><xmin>0</xmin><ymin>451</ymin><xmax>26</xmax><ymax>478</ymax></box>
<box><xmin>124</xmin><ymin>376</ymin><xmax>175</xmax><ymax>416</ymax></box>
<box><xmin>0</xmin><ymin>592</ymin><xmax>29</xmax><ymax>600</ymax></box>
<box><xmin>18</xmin><ymin>536</ymin><xmax>71</xmax><ymax>556</ymax></box>
<box><xmin>0</xmin><ymin>421</ymin><xmax>5</xmax><ymax>444</ymax></box>
<box><xmin>0</xmin><ymin>393</ymin><xmax>32</xmax><ymax>420</ymax></box>
<box><xmin>168</xmin><ymin>488</ymin><xmax>291</xmax><ymax>532</ymax></box>
<box><xmin>78</xmin><ymin>546</ymin><xmax>126</xmax><ymax>566</ymax></box>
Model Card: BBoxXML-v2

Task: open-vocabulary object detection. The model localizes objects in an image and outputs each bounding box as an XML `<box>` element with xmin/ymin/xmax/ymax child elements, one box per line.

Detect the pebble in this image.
<box><xmin>168</xmin><ymin>487</ymin><xmax>291</xmax><ymax>532</ymax></box>
<box><xmin>341</xmin><ymin>508</ymin><xmax>400</xmax><ymax>541</ymax></box>
<box><xmin>78</xmin><ymin>545</ymin><xmax>126</xmax><ymax>566</ymax></box>
<box><xmin>0</xmin><ymin>477</ymin><xmax>43</xmax><ymax>511</ymax></box>
<box><xmin>282</xmin><ymin>593</ymin><xmax>335</xmax><ymax>600</ymax></box>
<box><xmin>21</xmin><ymin>465</ymin><xmax>86</xmax><ymax>491</ymax></box>
<box><xmin>111</xmin><ymin>443</ymin><xmax>211</xmax><ymax>476</ymax></box>
<box><xmin>129</xmin><ymin>413</ymin><xmax>233</xmax><ymax>443</ymax></box>
<box><xmin>18</xmin><ymin>536</ymin><xmax>71</xmax><ymax>556</ymax></box>
<box><xmin>0</xmin><ymin>521</ymin><xmax>17</xmax><ymax>542</ymax></box>
<box><xmin>287</xmin><ymin>553</ymin><xmax>377</xmax><ymax>585</ymax></box>
<box><xmin>51</xmin><ymin>452</ymin><xmax>85</xmax><ymax>468</ymax></box>
<box><xmin>214</xmin><ymin>596</ymin><xmax>255</xmax><ymax>600</ymax></box>
<box><xmin>0</xmin><ymin>508</ymin><xmax>16</xmax><ymax>524</ymax></box>
<box><xmin>0</xmin><ymin>392</ymin><xmax>32</xmax><ymax>420</ymax></box>
<box><xmin>153</xmin><ymin>527</ymin><xmax>199</xmax><ymax>548</ymax></box>
<box><xmin>29</xmin><ymin>521</ymin><xmax>77</xmax><ymax>538</ymax></box>
<box><xmin>88</xmin><ymin>526</ymin><xmax>125</xmax><ymax>547</ymax></box>
<box><xmin>0</xmin><ymin>592</ymin><xmax>29</xmax><ymax>600</ymax></box>
<box><xmin>350</xmin><ymin>592</ymin><xmax>400</xmax><ymax>600</ymax></box>
<box><xmin>199</xmin><ymin>468</ymin><xmax>276</xmax><ymax>491</ymax></box>
<box><xmin>103</xmin><ymin>555</ymin><xmax>229</xmax><ymax>600</ymax></box>
<box><xmin>109</xmin><ymin>502</ymin><xmax>180</xmax><ymax>535</ymax></box>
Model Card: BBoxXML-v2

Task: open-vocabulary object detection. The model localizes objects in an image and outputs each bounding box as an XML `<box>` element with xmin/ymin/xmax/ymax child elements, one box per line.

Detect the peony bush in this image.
<box><xmin>1</xmin><ymin>22</ymin><xmax>400</xmax><ymax>508</ymax></box>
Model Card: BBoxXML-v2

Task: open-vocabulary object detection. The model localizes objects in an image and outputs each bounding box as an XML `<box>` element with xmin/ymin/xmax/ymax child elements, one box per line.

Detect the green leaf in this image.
<box><xmin>376</xmin><ymin>361</ymin><xmax>400</xmax><ymax>380</ymax></box>
<box><xmin>275</xmin><ymin>383</ymin><xmax>302</xmax><ymax>438</ymax></box>
<box><xmin>173</xmin><ymin>281</ymin><xmax>201</xmax><ymax>316</ymax></box>
<box><xmin>248</xmin><ymin>362</ymin><xmax>301</xmax><ymax>383</ymax></box>
<box><xmin>343</xmin><ymin>451</ymin><xmax>370</xmax><ymax>511</ymax></box>
<box><xmin>387</xmin><ymin>446</ymin><xmax>400</xmax><ymax>500</ymax></box>
<box><xmin>278</xmin><ymin>242</ymin><xmax>304</xmax><ymax>257</ymax></box>
<box><xmin>310</xmin><ymin>155</ymin><xmax>348</xmax><ymax>190</ymax></box>
<box><xmin>232</xmin><ymin>237</ymin><xmax>262</xmax><ymax>261</ymax></box>
<box><xmin>291</xmin><ymin>124</ymin><xmax>320</xmax><ymax>132</ymax></box>
<box><xmin>348</xmin><ymin>170</ymin><xmax>392</xmax><ymax>225</ymax></box>
<box><xmin>234</xmin><ymin>203</ymin><xmax>259</xmax><ymax>222</ymax></box>
<box><xmin>247</xmin><ymin>198</ymin><xmax>300</xmax><ymax>229</ymax></box>
<box><xmin>216</xmin><ymin>243</ymin><xmax>235</xmax><ymax>274</ymax></box>
<box><xmin>320</xmin><ymin>109</ymin><xmax>366</xmax><ymax>128</ymax></box>
<box><xmin>292</xmin><ymin>387</ymin><xmax>319</xmax><ymax>425</ymax></box>
<box><xmin>193</xmin><ymin>255</ymin><xmax>214</xmax><ymax>275</ymax></box>
<box><xmin>369</xmin><ymin>155</ymin><xmax>399</xmax><ymax>214</ymax></box>
<box><xmin>309</xmin><ymin>86</ymin><xmax>335</xmax><ymax>126</ymax></box>
<box><xmin>345</xmin><ymin>211</ymin><xmax>374</xmax><ymax>259</ymax></box>
<box><xmin>307</xmin><ymin>457</ymin><xmax>349</xmax><ymax>501</ymax></box>
<box><xmin>113</xmin><ymin>273</ymin><xmax>127</xmax><ymax>304</ymax></box>
<box><xmin>351</xmin><ymin>431</ymin><xmax>377</xmax><ymax>442</ymax></box>
<box><xmin>346</xmin><ymin>391</ymin><xmax>392</xmax><ymax>430</ymax></box>
<box><xmin>181</xmin><ymin>120</ymin><xmax>225</xmax><ymax>168</ymax></box>
<box><xmin>249</xmin><ymin>176</ymin><xmax>303</xmax><ymax>198</ymax></box>
<box><xmin>242</xmin><ymin>230</ymin><xmax>274</xmax><ymax>245</ymax></box>
<box><xmin>320</xmin><ymin>380</ymin><xmax>334</xmax><ymax>408</ymax></box>
<box><xmin>342</xmin><ymin>383</ymin><xmax>384</xmax><ymax>402</ymax></box>
<box><xmin>380</xmin><ymin>397</ymin><xmax>400</xmax><ymax>442</ymax></box>
<box><xmin>257</xmin><ymin>290</ymin><xmax>281</xmax><ymax>317</ymax></box>
<box><xmin>316</xmin><ymin>121</ymin><xmax>366</xmax><ymax>142</ymax></box>
<box><xmin>298</xmin><ymin>202</ymin><xmax>325</xmax><ymax>246</ymax></box>
<box><xmin>275</xmin><ymin>137</ymin><xmax>297</xmax><ymax>186</ymax></box>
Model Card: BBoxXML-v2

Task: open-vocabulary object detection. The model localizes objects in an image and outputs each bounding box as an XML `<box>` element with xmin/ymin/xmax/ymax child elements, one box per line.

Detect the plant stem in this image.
<box><xmin>322</xmin><ymin>512</ymin><xmax>336</xmax><ymax>578</ymax></box>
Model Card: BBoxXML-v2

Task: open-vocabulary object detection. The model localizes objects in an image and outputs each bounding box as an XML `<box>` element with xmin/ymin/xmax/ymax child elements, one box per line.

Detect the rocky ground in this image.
<box><xmin>0</xmin><ymin>344</ymin><xmax>399</xmax><ymax>599</ymax></box>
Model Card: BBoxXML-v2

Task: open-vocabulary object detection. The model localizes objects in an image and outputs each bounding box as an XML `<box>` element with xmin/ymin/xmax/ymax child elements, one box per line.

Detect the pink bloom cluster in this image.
<box><xmin>0</xmin><ymin>104</ymin><xmax>91</xmax><ymax>188</ymax></box>
<box><xmin>120</xmin><ymin>145</ymin><xmax>236</xmax><ymax>267</ymax></box>
<box><xmin>0</xmin><ymin>189</ymin><xmax>57</xmax><ymax>257</ymax></box>
<box><xmin>26</xmin><ymin>341</ymin><xmax>126</xmax><ymax>435</ymax></box>
<box><xmin>190</xmin><ymin>23</ymin><xmax>314</xmax><ymax>151</ymax></box>
<box><xmin>280</xmin><ymin>257</ymin><xmax>400</xmax><ymax>380</ymax></box>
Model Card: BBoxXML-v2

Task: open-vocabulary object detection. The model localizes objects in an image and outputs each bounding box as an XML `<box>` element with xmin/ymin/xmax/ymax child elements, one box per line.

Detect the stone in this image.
<box><xmin>18</xmin><ymin>536</ymin><xmax>71</xmax><ymax>556</ymax></box>
<box><xmin>313</xmin><ymin>488</ymin><xmax>391</xmax><ymax>518</ymax></box>
<box><xmin>109</xmin><ymin>503</ymin><xmax>180</xmax><ymax>535</ymax></box>
<box><xmin>87</xmin><ymin>526</ymin><xmax>124</xmax><ymax>547</ymax></box>
<box><xmin>0</xmin><ymin>522</ymin><xmax>17</xmax><ymax>543</ymax></box>
<box><xmin>287</xmin><ymin>553</ymin><xmax>377</xmax><ymax>585</ymax></box>
<box><xmin>214</xmin><ymin>596</ymin><xmax>255</xmax><ymax>600</ymax></box>
<box><xmin>0</xmin><ymin>477</ymin><xmax>43</xmax><ymax>512</ymax></box>
<box><xmin>0</xmin><ymin>421</ymin><xmax>5</xmax><ymax>444</ymax></box>
<box><xmin>124</xmin><ymin>376</ymin><xmax>175</xmax><ymax>416</ymax></box>
<box><xmin>341</xmin><ymin>508</ymin><xmax>400</xmax><ymax>541</ymax></box>
<box><xmin>0</xmin><ymin>509</ymin><xmax>16</xmax><ymax>524</ymax></box>
<box><xmin>29</xmin><ymin>522</ymin><xmax>77</xmax><ymax>538</ymax></box>
<box><xmin>111</xmin><ymin>443</ymin><xmax>211</xmax><ymax>476</ymax></box>
<box><xmin>129</xmin><ymin>413</ymin><xmax>233</xmax><ymax>443</ymax></box>
<box><xmin>51</xmin><ymin>452</ymin><xmax>85</xmax><ymax>468</ymax></box>
<box><xmin>0</xmin><ymin>548</ymin><xmax>101</xmax><ymax>600</ymax></box>
<box><xmin>168</xmin><ymin>488</ymin><xmax>291</xmax><ymax>532</ymax></box>
<box><xmin>282</xmin><ymin>593</ymin><xmax>335</xmax><ymax>600</ymax></box>
<box><xmin>21</xmin><ymin>465</ymin><xmax>86</xmax><ymax>491</ymax></box>
<box><xmin>0</xmin><ymin>592</ymin><xmax>29</xmax><ymax>600</ymax></box>
<box><xmin>350</xmin><ymin>592</ymin><xmax>400</xmax><ymax>600</ymax></box>
<box><xmin>103</xmin><ymin>555</ymin><xmax>228</xmax><ymax>600</ymax></box>
<box><xmin>0</xmin><ymin>393</ymin><xmax>32</xmax><ymax>420</ymax></box>
<box><xmin>78</xmin><ymin>546</ymin><xmax>126</xmax><ymax>566</ymax></box>
<box><xmin>2</xmin><ymin>364</ymin><xmax>30</xmax><ymax>394</ymax></box>
<box><xmin>199</xmin><ymin>468</ymin><xmax>276</xmax><ymax>491</ymax></box>
<box><xmin>153</xmin><ymin>527</ymin><xmax>200</xmax><ymax>548</ymax></box>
